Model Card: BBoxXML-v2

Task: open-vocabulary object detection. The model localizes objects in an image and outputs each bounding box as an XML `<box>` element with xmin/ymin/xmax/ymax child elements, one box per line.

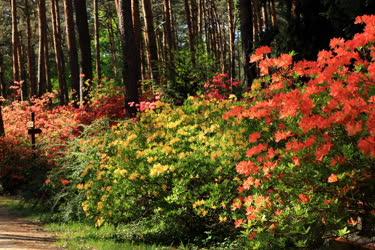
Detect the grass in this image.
<box><xmin>0</xmin><ymin>196</ymin><xmax>175</xmax><ymax>250</ymax></box>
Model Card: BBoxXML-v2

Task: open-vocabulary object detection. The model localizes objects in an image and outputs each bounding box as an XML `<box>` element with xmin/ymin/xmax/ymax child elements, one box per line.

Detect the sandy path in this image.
<box><xmin>0</xmin><ymin>203</ymin><xmax>61</xmax><ymax>250</ymax></box>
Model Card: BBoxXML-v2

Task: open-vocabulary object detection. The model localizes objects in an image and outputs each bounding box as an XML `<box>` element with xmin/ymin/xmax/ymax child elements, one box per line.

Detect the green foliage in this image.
<box><xmin>163</xmin><ymin>46</ymin><xmax>218</xmax><ymax>104</ymax></box>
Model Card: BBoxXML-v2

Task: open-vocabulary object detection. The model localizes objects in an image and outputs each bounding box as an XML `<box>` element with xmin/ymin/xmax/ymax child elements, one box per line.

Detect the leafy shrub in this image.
<box><xmin>55</xmin><ymin>97</ymin><xmax>250</xmax><ymax>245</ymax></box>
<box><xmin>0</xmin><ymin>137</ymin><xmax>50</xmax><ymax>198</ymax></box>
<box><xmin>226</xmin><ymin>15</ymin><xmax>375</xmax><ymax>249</ymax></box>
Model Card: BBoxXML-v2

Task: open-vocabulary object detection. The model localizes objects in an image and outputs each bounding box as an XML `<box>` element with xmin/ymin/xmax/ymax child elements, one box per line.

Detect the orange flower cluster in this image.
<box><xmin>228</xmin><ymin>15</ymin><xmax>375</xmax><ymax>238</ymax></box>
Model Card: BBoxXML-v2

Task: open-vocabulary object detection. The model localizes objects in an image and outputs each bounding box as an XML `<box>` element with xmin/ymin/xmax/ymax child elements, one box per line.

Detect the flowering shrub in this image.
<box><xmin>225</xmin><ymin>15</ymin><xmax>375</xmax><ymax>249</ymax></box>
<box><xmin>53</xmin><ymin>97</ymin><xmax>250</xmax><ymax>244</ymax></box>
<box><xmin>204</xmin><ymin>73</ymin><xmax>243</xmax><ymax>100</ymax></box>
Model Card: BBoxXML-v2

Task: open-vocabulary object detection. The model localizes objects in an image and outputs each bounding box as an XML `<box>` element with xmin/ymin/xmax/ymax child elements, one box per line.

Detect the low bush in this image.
<box><xmin>52</xmin><ymin>97</ymin><xmax>251</xmax><ymax>245</ymax></box>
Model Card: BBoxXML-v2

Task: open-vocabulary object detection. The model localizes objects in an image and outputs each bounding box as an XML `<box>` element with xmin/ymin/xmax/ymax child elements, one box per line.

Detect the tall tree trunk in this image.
<box><xmin>74</xmin><ymin>0</ymin><xmax>93</xmax><ymax>102</ymax></box>
<box><xmin>37</xmin><ymin>0</ymin><xmax>47</xmax><ymax>96</ymax></box>
<box><xmin>228</xmin><ymin>0</ymin><xmax>236</xmax><ymax>78</ymax></box>
<box><xmin>11</xmin><ymin>0</ymin><xmax>21</xmax><ymax>83</ymax></box>
<box><xmin>25</xmin><ymin>0</ymin><xmax>37</xmax><ymax>97</ymax></box>
<box><xmin>184</xmin><ymin>0</ymin><xmax>196</xmax><ymax>66</ymax></box>
<box><xmin>0</xmin><ymin>103</ymin><xmax>4</xmax><ymax>137</ymax></box>
<box><xmin>107</xmin><ymin>13</ymin><xmax>119</xmax><ymax>79</ymax></box>
<box><xmin>142</xmin><ymin>0</ymin><xmax>159</xmax><ymax>84</ymax></box>
<box><xmin>94</xmin><ymin>0</ymin><xmax>101</xmax><ymax>80</ymax></box>
<box><xmin>51</xmin><ymin>0</ymin><xmax>68</xmax><ymax>104</ymax></box>
<box><xmin>118</xmin><ymin>0</ymin><xmax>141</xmax><ymax>117</ymax></box>
<box><xmin>271</xmin><ymin>0</ymin><xmax>277</xmax><ymax>27</ymax></box>
<box><xmin>132</xmin><ymin>0</ymin><xmax>142</xmax><ymax>82</ymax></box>
<box><xmin>0</xmin><ymin>54</ymin><xmax>6</xmax><ymax>98</ymax></box>
<box><xmin>63</xmin><ymin>0</ymin><xmax>80</xmax><ymax>103</ymax></box>
<box><xmin>239</xmin><ymin>0</ymin><xmax>255</xmax><ymax>87</ymax></box>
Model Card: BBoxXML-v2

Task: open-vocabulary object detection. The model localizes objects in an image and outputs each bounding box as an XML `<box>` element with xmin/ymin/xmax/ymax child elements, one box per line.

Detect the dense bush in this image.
<box><xmin>226</xmin><ymin>15</ymin><xmax>375</xmax><ymax>249</ymax></box>
<box><xmin>52</xmin><ymin>97</ymin><xmax>250</xmax><ymax>245</ymax></box>
<box><xmin>0</xmin><ymin>137</ymin><xmax>50</xmax><ymax>198</ymax></box>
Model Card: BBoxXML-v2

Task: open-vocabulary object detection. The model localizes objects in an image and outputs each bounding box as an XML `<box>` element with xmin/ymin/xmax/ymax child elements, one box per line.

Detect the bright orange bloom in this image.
<box><xmin>249</xmin><ymin>132</ymin><xmax>262</xmax><ymax>143</ymax></box>
<box><xmin>60</xmin><ymin>178</ymin><xmax>71</xmax><ymax>186</ymax></box>
<box><xmin>298</xmin><ymin>194</ymin><xmax>311</xmax><ymax>204</ymax></box>
<box><xmin>328</xmin><ymin>173</ymin><xmax>339</xmax><ymax>183</ymax></box>
<box><xmin>316</xmin><ymin>142</ymin><xmax>333</xmax><ymax>161</ymax></box>
<box><xmin>246</xmin><ymin>143</ymin><xmax>268</xmax><ymax>157</ymax></box>
<box><xmin>234</xmin><ymin>218</ymin><xmax>245</xmax><ymax>228</ymax></box>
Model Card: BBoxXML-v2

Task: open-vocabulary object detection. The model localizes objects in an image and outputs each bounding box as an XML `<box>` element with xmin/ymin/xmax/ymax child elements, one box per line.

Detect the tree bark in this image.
<box><xmin>239</xmin><ymin>0</ymin><xmax>255</xmax><ymax>87</ymax></box>
<box><xmin>37</xmin><ymin>0</ymin><xmax>47</xmax><ymax>96</ymax></box>
<box><xmin>184</xmin><ymin>0</ymin><xmax>196</xmax><ymax>66</ymax></box>
<box><xmin>0</xmin><ymin>103</ymin><xmax>4</xmax><ymax>137</ymax></box>
<box><xmin>25</xmin><ymin>0</ymin><xmax>37</xmax><ymax>97</ymax></box>
<box><xmin>142</xmin><ymin>0</ymin><xmax>159</xmax><ymax>84</ymax></box>
<box><xmin>74</xmin><ymin>0</ymin><xmax>93</xmax><ymax>102</ymax></box>
<box><xmin>11</xmin><ymin>0</ymin><xmax>21</xmax><ymax>83</ymax></box>
<box><xmin>94</xmin><ymin>0</ymin><xmax>101</xmax><ymax>80</ymax></box>
<box><xmin>51</xmin><ymin>0</ymin><xmax>68</xmax><ymax>104</ymax></box>
<box><xmin>118</xmin><ymin>0</ymin><xmax>141</xmax><ymax>117</ymax></box>
<box><xmin>228</xmin><ymin>0</ymin><xmax>236</xmax><ymax>78</ymax></box>
<box><xmin>63</xmin><ymin>0</ymin><xmax>80</xmax><ymax>103</ymax></box>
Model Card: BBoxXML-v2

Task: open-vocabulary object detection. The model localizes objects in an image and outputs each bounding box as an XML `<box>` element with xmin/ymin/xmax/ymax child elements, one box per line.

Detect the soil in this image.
<box><xmin>0</xmin><ymin>202</ymin><xmax>61</xmax><ymax>250</ymax></box>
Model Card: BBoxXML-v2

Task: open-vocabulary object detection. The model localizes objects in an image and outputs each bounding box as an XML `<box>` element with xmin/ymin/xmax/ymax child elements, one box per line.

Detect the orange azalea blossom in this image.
<box><xmin>324</xmin><ymin>199</ymin><xmax>332</xmax><ymax>205</ymax></box>
<box><xmin>316</xmin><ymin>142</ymin><xmax>333</xmax><ymax>161</ymax></box>
<box><xmin>234</xmin><ymin>218</ymin><xmax>245</xmax><ymax>228</ymax></box>
<box><xmin>248</xmin><ymin>231</ymin><xmax>257</xmax><ymax>240</ymax></box>
<box><xmin>358</xmin><ymin>136</ymin><xmax>375</xmax><ymax>157</ymax></box>
<box><xmin>298</xmin><ymin>194</ymin><xmax>311</xmax><ymax>204</ymax></box>
<box><xmin>246</xmin><ymin>143</ymin><xmax>268</xmax><ymax>157</ymax></box>
<box><xmin>275</xmin><ymin>130</ymin><xmax>294</xmax><ymax>142</ymax></box>
<box><xmin>236</xmin><ymin>161</ymin><xmax>260</xmax><ymax>176</ymax></box>
<box><xmin>328</xmin><ymin>173</ymin><xmax>339</xmax><ymax>183</ymax></box>
<box><xmin>60</xmin><ymin>178</ymin><xmax>71</xmax><ymax>186</ymax></box>
<box><xmin>249</xmin><ymin>132</ymin><xmax>262</xmax><ymax>143</ymax></box>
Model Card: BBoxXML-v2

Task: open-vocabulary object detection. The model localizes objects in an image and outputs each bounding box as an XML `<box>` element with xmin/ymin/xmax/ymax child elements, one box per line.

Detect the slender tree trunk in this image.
<box><xmin>94</xmin><ymin>0</ymin><xmax>101</xmax><ymax>80</ymax></box>
<box><xmin>25</xmin><ymin>0</ymin><xmax>37</xmax><ymax>97</ymax></box>
<box><xmin>37</xmin><ymin>0</ymin><xmax>47</xmax><ymax>96</ymax></box>
<box><xmin>142</xmin><ymin>0</ymin><xmax>159</xmax><ymax>84</ymax></box>
<box><xmin>51</xmin><ymin>0</ymin><xmax>68</xmax><ymax>104</ymax></box>
<box><xmin>184</xmin><ymin>0</ymin><xmax>196</xmax><ymax>66</ymax></box>
<box><xmin>107</xmin><ymin>14</ymin><xmax>119</xmax><ymax>79</ymax></box>
<box><xmin>118</xmin><ymin>0</ymin><xmax>141</xmax><ymax>117</ymax></box>
<box><xmin>63</xmin><ymin>0</ymin><xmax>80</xmax><ymax>103</ymax></box>
<box><xmin>74</xmin><ymin>0</ymin><xmax>93</xmax><ymax>102</ymax></box>
<box><xmin>228</xmin><ymin>0</ymin><xmax>236</xmax><ymax>78</ymax></box>
<box><xmin>11</xmin><ymin>0</ymin><xmax>21</xmax><ymax>83</ymax></box>
<box><xmin>271</xmin><ymin>0</ymin><xmax>277</xmax><ymax>27</ymax></box>
<box><xmin>132</xmin><ymin>0</ymin><xmax>142</xmax><ymax>82</ymax></box>
<box><xmin>45</xmin><ymin>28</ymin><xmax>51</xmax><ymax>92</ymax></box>
<box><xmin>0</xmin><ymin>103</ymin><xmax>4</xmax><ymax>137</ymax></box>
<box><xmin>239</xmin><ymin>0</ymin><xmax>255</xmax><ymax>87</ymax></box>
<box><xmin>0</xmin><ymin>54</ymin><xmax>6</xmax><ymax>98</ymax></box>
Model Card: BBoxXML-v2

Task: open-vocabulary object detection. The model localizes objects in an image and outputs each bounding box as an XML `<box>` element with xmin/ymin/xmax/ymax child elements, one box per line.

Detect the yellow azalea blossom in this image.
<box><xmin>76</xmin><ymin>183</ymin><xmax>84</xmax><ymax>190</ymax></box>
<box><xmin>193</xmin><ymin>199</ymin><xmax>205</xmax><ymax>208</ymax></box>
<box><xmin>219</xmin><ymin>215</ymin><xmax>228</xmax><ymax>223</ymax></box>
<box><xmin>97</xmin><ymin>201</ymin><xmax>104</xmax><ymax>211</ymax></box>
<box><xmin>95</xmin><ymin>217</ymin><xmax>105</xmax><ymax>227</ymax></box>
<box><xmin>129</xmin><ymin>172</ymin><xmax>140</xmax><ymax>180</ymax></box>
<box><xmin>150</xmin><ymin>163</ymin><xmax>169</xmax><ymax>177</ymax></box>
<box><xmin>114</xmin><ymin>168</ymin><xmax>128</xmax><ymax>178</ymax></box>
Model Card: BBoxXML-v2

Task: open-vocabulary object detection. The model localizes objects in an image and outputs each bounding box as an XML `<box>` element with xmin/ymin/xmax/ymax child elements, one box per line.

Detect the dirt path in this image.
<box><xmin>0</xmin><ymin>201</ymin><xmax>61</xmax><ymax>250</ymax></box>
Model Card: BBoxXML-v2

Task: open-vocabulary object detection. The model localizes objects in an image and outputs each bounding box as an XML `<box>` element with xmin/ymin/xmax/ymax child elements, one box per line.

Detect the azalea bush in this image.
<box><xmin>0</xmin><ymin>137</ymin><xmax>50</xmax><ymax>198</ymax></box>
<box><xmin>225</xmin><ymin>15</ymin><xmax>375</xmax><ymax>249</ymax></box>
<box><xmin>52</xmin><ymin>97</ymin><xmax>251</xmax><ymax>245</ymax></box>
